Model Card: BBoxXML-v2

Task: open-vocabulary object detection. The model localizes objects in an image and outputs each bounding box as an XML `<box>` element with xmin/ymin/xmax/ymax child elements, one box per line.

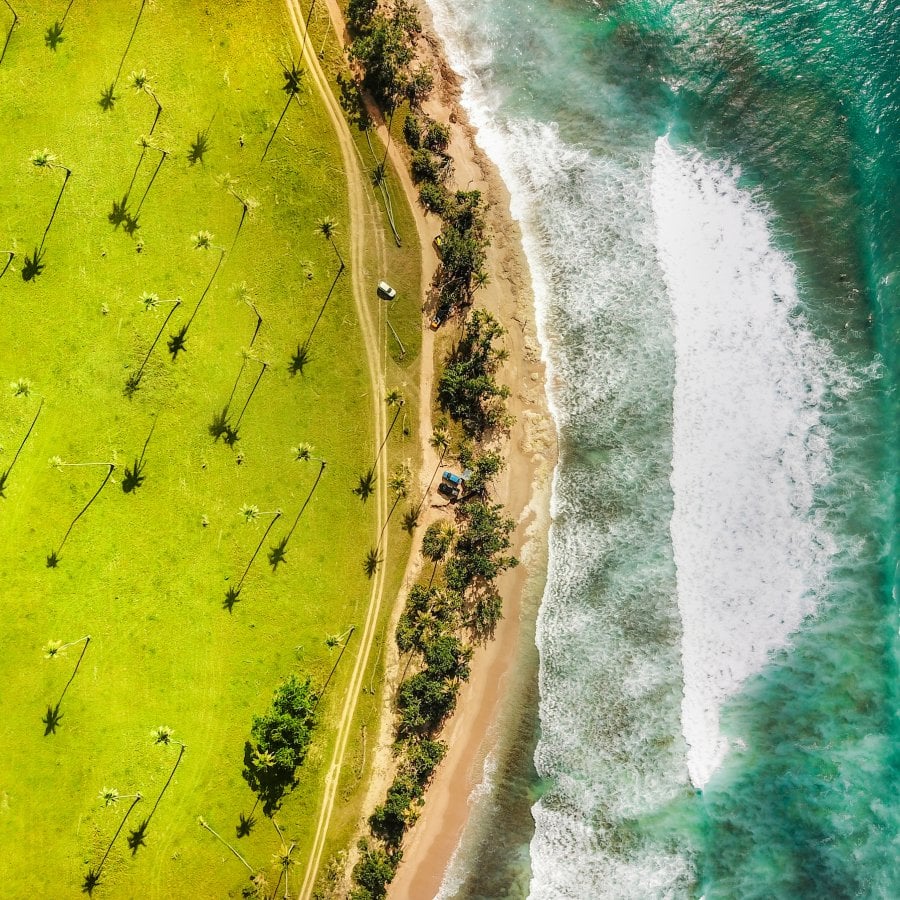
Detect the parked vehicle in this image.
<box><xmin>377</xmin><ymin>281</ymin><xmax>397</xmax><ymax>301</ymax></box>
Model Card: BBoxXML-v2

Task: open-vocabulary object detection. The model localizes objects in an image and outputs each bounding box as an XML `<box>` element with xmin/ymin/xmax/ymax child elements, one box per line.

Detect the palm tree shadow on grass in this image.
<box><xmin>108</xmin><ymin>195</ymin><xmax>129</xmax><ymax>229</ymax></box>
<box><xmin>353</xmin><ymin>468</ymin><xmax>376</xmax><ymax>503</ymax></box>
<box><xmin>43</xmin><ymin>634</ymin><xmax>90</xmax><ymax>734</ymax></box>
<box><xmin>128</xmin><ymin>741</ymin><xmax>185</xmax><ymax>855</ymax></box>
<box><xmin>0</xmin><ymin>1</ymin><xmax>18</xmax><ymax>67</ymax></box>
<box><xmin>122</xmin><ymin>418</ymin><xmax>156</xmax><ymax>493</ymax></box>
<box><xmin>22</xmin><ymin>247</ymin><xmax>45</xmax><ymax>281</ymax></box>
<box><xmin>99</xmin><ymin>0</ymin><xmax>147</xmax><ymax>113</ymax></box>
<box><xmin>83</xmin><ymin>793</ymin><xmax>142</xmax><ymax>895</ymax></box>
<box><xmin>0</xmin><ymin>250</ymin><xmax>13</xmax><ymax>279</ymax></box>
<box><xmin>0</xmin><ymin>398</ymin><xmax>43</xmax><ymax>499</ymax></box>
<box><xmin>289</xmin><ymin>343</ymin><xmax>309</xmax><ymax>376</ymax></box>
<box><xmin>363</xmin><ymin>547</ymin><xmax>382</xmax><ymax>579</ymax></box>
<box><xmin>268</xmin><ymin>461</ymin><xmax>326</xmax><ymax>571</ymax></box>
<box><xmin>48</xmin><ymin>464</ymin><xmax>114</xmax><ymax>566</ymax></box>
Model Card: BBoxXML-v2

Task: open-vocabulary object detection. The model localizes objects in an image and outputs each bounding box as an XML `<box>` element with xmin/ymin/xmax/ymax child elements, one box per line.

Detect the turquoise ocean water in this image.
<box><xmin>422</xmin><ymin>0</ymin><xmax>899</xmax><ymax>897</ymax></box>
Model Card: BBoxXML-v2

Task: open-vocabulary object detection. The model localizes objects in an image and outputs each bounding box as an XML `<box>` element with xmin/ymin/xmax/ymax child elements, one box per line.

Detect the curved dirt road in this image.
<box><xmin>282</xmin><ymin>2</ymin><xmax>393</xmax><ymax>897</ymax></box>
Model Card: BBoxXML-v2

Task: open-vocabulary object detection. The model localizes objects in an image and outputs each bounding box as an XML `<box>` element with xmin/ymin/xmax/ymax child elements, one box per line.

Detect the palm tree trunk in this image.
<box><xmin>113</xmin><ymin>0</ymin><xmax>146</xmax><ymax>90</ymax></box>
<box><xmin>39</xmin><ymin>169</ymin><xmax>70</xmax><ymax>251</ymax></box>
<box><xmin>284</xmin><ymin>460</ymin><xmax>326</xmax><ymax>544</ymax></box>
<box><xmin>303</xmin><ymin>267</ymin><xmax>342</xmax><ymax>351</ymax></box>
<box><xmin>198</xmin><ymin>817</ymin><xmax>255</xmax><ymax>874</ymax></box>
<box><xmin>237</xmin><ymin>511</ymin><xmax>282</xmax><ymax>590</ymax></box>
<box><xmin>233</xmin><ymin>362</ymin><xmax>267</xmax><ymax>429</ymax></box>
<box><xmin>55</xmin><ymin>464</ymin><xmax>114</xmax><ymax>556</ymax></box>
<box><xmin>261</xmin><ymin>93</ymin><xmax>292</xmax><ymax>161</ymax></box>
<box><xmin>327</xmin><ymin>234</ymin><xmax>344</xmax><ymax>270</ymax></box>
<box><xmin>0</xmin><ymin>398</ymin><xmax>43</xmax><ymax>494</ymax></box>
<box><xmin>135</xmin><ymin>150</ymin><xmax>167</xmax><ymax>215</ymax></box>
<box><xmin>313</xmin><ymin>626</ymin><xmax>355</xmax><ymax>713</ymax></box>
<box><xmin>133</xmin><ymin>300</ymin><xmax>181</xmax><ymax>384</ymax></box>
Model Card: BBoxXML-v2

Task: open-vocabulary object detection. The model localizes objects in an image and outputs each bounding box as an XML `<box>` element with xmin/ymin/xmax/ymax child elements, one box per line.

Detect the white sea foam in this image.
<box><xmin>425</xmin><ymin>2</ymin><xmax>694</xmax><ymax>897</ymax></box>
<box><xmin>651</xmin><ymin>136</ymin><xmax>844</xmax><ymax>788</ymax></box>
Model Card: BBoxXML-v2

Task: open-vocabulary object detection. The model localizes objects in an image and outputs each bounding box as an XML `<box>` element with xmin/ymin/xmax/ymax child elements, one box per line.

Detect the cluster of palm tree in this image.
<box><xmin>82</xmin><ymin>727</ymin><xmax>186</xmax><ymax>893</ymax></box>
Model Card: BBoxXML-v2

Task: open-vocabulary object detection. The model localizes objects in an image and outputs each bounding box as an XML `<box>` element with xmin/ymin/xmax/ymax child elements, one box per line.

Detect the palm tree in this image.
<box><xmin>122</xmin><ymin>417</ymin><xmax>156</xmax><ymax>493</ymax></box>
<box><xmin>270</xmin><ymin>819</ymin><xmax>296</xmax><ymax>899</ymax></box>
<box><xmin>83</xmin><ymin>792</ymin><xmax>142</xmax><ymax>894</ymax></box>
<box><xmin>129</xmin><ymin>68</ymin><xmax>162</xmax><ymax>134</ymax></box>
<box><xmin>100</xmin><ymin>0</ymin><xmax>147</xmax><ymax>112</ymax></box>
<box><xmin>301</xmin><ymin>265</ymin><xmax>343</xmax><ymax>357</ymax></box>
<box><xmin>26</xmin><ymin>149</ymin><xmax>72</xmax><ymax>280</ymax></box>
<box><xmin>413</xmin><ymin>424</ymin><xmax>450</xmax><ymax>516</ymax></box>
<box><xmin>225</xmin><ymin>507</ymin><xmax>282</xmax><ymax>610</ymax></box>
<box><xmin>224</xmin><ymin>180</ymin><xmax>258</xmax><ymax>250</ymax></box>
<box><xmin>0</xmin><ymin>398</ymin><xmax>43</xmax><ymax>499</ymax></box>
<box><xmin>378</xmin><ymin>463</ymin><xmax>410</xmax><ymax>544</ymax></box>
<box><xmin>129</xmin><ymin>731</ymin><xmax>186</xmax><ymax>854</ymax></box>
<box><xmin>169</xmin><ymin>234</ymin><xmax>226</xmax><ymax>359</ymax></box>
<box><xmin>198</xmin><ymin>816</ymin><xmax>256</xmax><ymax>875</ymax></box>
<box><xmin>42</xmin><ymin>634</ymin><xmax>90</xmax><ymax>735</ymax></box>
<box><xmin>261</xmin><ymin>61</ymin><xmax>305</xmax><ymax>161</ymax></box>
<box><xmin>268</xmin><ymin>457</ymin><xmax>326</xmax><ymax>570</ymax></box>
<box><xmin>313</xmin><ymin>626</ymin><xmax>355</xmax><ymax>713</ymax></box>
<box><xmin>0</xmin><ymin>0</ymin><xmax>18</xmax><ymax>66</ymax></box>
<box><xmin>126</xmin><ymin>296</ymin><xmax>181</xmax><ymax>395</ymax></box>
<box><xmin>373</xmin><ymin>390</ymin><xmax>404</xmax><ymax>467</ymax></box>
<box><xmin>47</xmin><ymin>461</ymin><xmax>115</xmax><ymax>566</ymax></box>
<box><xmin>422</xmin><ymin>521</ymin><xmax>455</xmax><ymax>586</ymax></box>
<box><xmin>316</xmin><ymin>217</ymin><xmax>344</xmax><ymax>270</ymax></box>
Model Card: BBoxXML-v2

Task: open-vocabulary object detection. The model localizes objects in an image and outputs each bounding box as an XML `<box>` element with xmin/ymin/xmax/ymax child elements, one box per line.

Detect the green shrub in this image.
<box><xmin>418</xmin><ymin>181</ymin><xmax>448</xmax><ymax>214</ymax></box>
<box><xmin>423</xmin><ymin>120</ymin><xmax>451</xmax><ymax>153</ymax></box>
<box><xmin>403</xmin><ymin>113</ymin><xmax>421</xmax><ymax>149</ymax></box>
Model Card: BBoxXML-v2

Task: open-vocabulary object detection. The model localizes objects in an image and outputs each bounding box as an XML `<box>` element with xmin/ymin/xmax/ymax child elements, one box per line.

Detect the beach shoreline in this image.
<box><xmin>318</xmin><ymin>0</ymin><xmax>555</xmax><ymax>894</ymax></box>
<box><xmin>364</xmin><ymin>4</ymin><xmax>557</xmax><ymax>896</ymax></box>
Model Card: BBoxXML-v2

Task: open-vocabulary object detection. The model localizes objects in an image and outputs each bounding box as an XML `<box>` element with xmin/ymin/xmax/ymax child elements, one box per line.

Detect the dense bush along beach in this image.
<box><xmin>423</xmin><ymin>0</ymin><xmax>899</xmax><ymax>896</ymax></box>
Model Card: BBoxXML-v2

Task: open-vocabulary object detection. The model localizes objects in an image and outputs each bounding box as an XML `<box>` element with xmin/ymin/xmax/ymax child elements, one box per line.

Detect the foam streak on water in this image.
<box><xmin>651</xmin><ymin>137</ymin><xmax>844</xmax><ymax>788</ymax></box>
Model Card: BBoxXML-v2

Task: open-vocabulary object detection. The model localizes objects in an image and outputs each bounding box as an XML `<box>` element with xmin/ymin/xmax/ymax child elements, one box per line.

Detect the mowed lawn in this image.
<box><xmin>0</xmin><ymin>1</ymin><xmax>413</xmax><ymax>896</ymax></box>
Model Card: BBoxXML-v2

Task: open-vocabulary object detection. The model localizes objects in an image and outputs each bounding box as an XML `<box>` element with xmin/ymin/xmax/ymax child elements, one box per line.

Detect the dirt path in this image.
<box><xmin>281</xmin><ymin>3</ymin><xmax>395</xmax><ymax>898</ymax></box>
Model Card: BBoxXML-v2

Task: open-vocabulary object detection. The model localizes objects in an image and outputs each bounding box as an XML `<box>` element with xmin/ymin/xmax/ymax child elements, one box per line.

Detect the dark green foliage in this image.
<box><xmin>444</xmin><ymin>500</ymin><xmax>517</xmax><ymax>593</ymax></box>
<box><xmin>348</xmin><ymin>7</ymin><xmax>417</xmax><ymax>108</ymax></box>
<box><xmin>422</xmin><ymin>521</ymin><xmax>453</xmax><ymax>564</ymax></box>
<box><xmin>369</xmin><ymin>773</ymin><xmax>422</xmax><ymax>845</ymax></box>
<box><xmin>404</xmin><ymin>65</ymin><xmax>433</xmax><ymax>108</ymax></box>
<box><xmin>438</xmin><ymin>309</ymin><xmax>510</xmax><ymax>435</ymax></box>
<box><xmin>402</xmin><ymin>738</ymin><xmax>447</xmax><ymax>784</ymax></box>
<box><xmin>423</xmin><ymin>633</ymin><xmax>471</xmax><ymax>681</ymax></box>
<box><xmin>410</xmin><ymin>148</ymin><xmax>443</xmax><ymax>184</ymax></box>
<box><xmin>243</xmin><ymin>675</ymin><xmax>317</xmax><ymax>813</ymax></box>
<box><xmin>423</xmin><ymin>119</ymin><xmax>450</xmax><ymax>153</ymax></box>
<box><xmin>402</xmin><ymin>113</ymin><xmax>421</xmax><ymax>149</ymax></box>
<box><xmin>461</xmin><ymin>449</ymin><xmax>505</xmax><ymax>494</ymax></box>
<box><xmin>418</xmin><ymin>181</ymin><xmax>448</xmax><ymax>214</ymax></box>
<box><xmin>347</xmin><ymin>0</ymin><xmax>378</xmax><ymax>34</ymax></box>
<box><xmin>351</xmin><ymin>840</ymin><xmax>399</xmax><ymax>900</ymax></box>
<box><xmin>397</xmin><ymin>670</ymin><xmax>457</xmax><ymax>736</ymax></box>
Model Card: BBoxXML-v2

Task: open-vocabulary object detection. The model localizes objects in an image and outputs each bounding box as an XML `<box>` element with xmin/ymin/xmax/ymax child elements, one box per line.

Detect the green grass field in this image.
<box><xmin>0</xmin><ymin>1</ymin><xmax>420</xmax><ymax>896</ymax></box>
